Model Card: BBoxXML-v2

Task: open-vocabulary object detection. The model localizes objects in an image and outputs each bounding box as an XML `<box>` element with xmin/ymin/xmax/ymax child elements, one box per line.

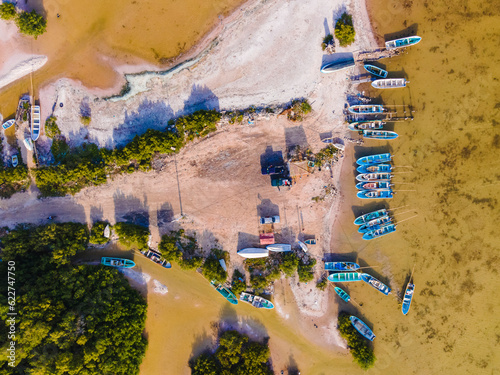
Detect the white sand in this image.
<box><xmin>152</xmin><ymin>279</ymin><xmax>168</xmax><ymax>295</ymax></box>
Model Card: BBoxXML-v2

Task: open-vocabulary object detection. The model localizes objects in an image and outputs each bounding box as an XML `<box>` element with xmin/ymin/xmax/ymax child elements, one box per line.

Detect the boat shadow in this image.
<box><xmin>321</xmin><ymin>52</ymin><xmax>354</xmax><ymax>68</ymax></box>
<box><xmin>383</xmin><ymin>24</ymin><xmax>419</xmax><ymax>42</ymax></box>
<box><xmin>352</xmin><ymin>144</ymin><xmax>395</xmax><ymax>167</ymax></box>
<box><xmin>322</xmin><ymin>251</ymin><xmax>358</xmax><ymax>262</ymax></box>
<box><xmin>237</xmin><ymin>232</ymin><xmax>260</xmax><ymax>251</ymax></box>
<box><xmin>351</xmin><ymin>203</ymin><xmax>390</xmax><ymax>219</ymax></box>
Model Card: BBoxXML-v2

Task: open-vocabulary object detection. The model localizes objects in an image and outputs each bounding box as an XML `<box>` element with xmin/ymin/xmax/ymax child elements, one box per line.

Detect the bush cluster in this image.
<box><xmin>335</xmin><ymin>13</ymin><xmax>356</xmax><ymax>47</ymax></box>
<box><xmin>44</xmin><ymin>116</ymin><xmax>61</xmax><ymax>138</ymax></box>
<box><xmin>314</xmin><ymin>144</ymin><xmax>339</xmax><ymax>167</ymax></box>
<box><xmin>231</xmin><ymin>269</ymin><xmax>247</xmax><ymax>295</ymax></box>
<box><xmin>297</xmin><ymin>257</ymin><xmax>316</xmax><ymax>283</ymax></box>
<box><xmin>288</xmin><ymin>100</ymin><xmax>312</xmax><ymax>121</ymax></box>
<box><xmin>322</xmin><ymin>34</ymin><xmax>334</xmax><ymax>50</ymax></box>
<box><xmin>114</xmin><ymin>222</ymin><xmax>149</xmax><ymax>249</ymax></box>
<box><xmin>202</xmin><ymin>249</ymin><xmax>228</xmax><ymax>283</ymax></box>
<box><xmin>0</xmin><ymin>142</ymin><xmax>30</xmax><ymax>198</ymax></box>
<box><xmin>338</xmin><ymin>312</ymin><xmax>376</xmax><ymax>369</ymax></box>
<box><xmin>0</xmin><ymin>3</ymin><xmax>47</xmax><ymax>39</ymax></box>
<box><xmin>89</xmin><ymin>221</ymin><xmax>110</xmax><ymax>244</ymax></box>
<box><xmin>176</xmin><ymin>109</ymin><xmax>221</xmax><ymax>141</ymax></box>
<box><xmin>316</xmin><ymin>277</ymin><xmax>328</xmax><ymax>291</ymax></box>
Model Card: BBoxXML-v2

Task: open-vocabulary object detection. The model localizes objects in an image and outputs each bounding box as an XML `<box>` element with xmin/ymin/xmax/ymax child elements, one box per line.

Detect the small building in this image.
<box><xmin>259</xmin><ymin>233</ymin><xmax>275</xmax><ymax>245</ymax></box>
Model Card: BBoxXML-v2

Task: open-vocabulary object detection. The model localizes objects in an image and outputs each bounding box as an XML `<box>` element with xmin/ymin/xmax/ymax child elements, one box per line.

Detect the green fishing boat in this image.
<box><xmin>211</xmin><ymin>281</ymin><xmax>238</xmax><ymax>305</ymax></box>
<box><xmin>334</xmin><ymin>287</ymin><xmax>351</xmax><ymax>302</ymax></box>
<box><xmin>101</xmin><ymin>257</ymin><xmax>135</xmax><ymax>268</ymax></box>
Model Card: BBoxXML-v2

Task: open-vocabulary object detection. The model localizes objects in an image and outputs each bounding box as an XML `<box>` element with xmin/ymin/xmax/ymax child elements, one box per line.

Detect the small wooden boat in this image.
<box><xmin>31</xmin><ymin>105</ymin><xmax>40</xmax><ymax>141</ymax></box>
<box><xmin>355</xmin><ymin>181</ymin><xmax>392</xmax><ymax>190</ymax></box>
<box><xmin>356</xmin><ymin>172</ymin><xmax>393</xmax><ymax>182</ymax></box>
<box><xmin>266</xmin><ymin>244</ymin><xmax>292</xmax><ymax>252</ymax></box>
<box><xmin>385</xmin><ymin>36</ymin><xmax>422</xmax><ymax>50</ymax></box>
<box><xmin>320</xmin><ymin>56</ymin><xmax>355</xmax><ymax>73</ymax></box>
<box><xmin>402</xmin><ymin>283</ymin><xmax>415</xmax><ymax>315</ymax></box>
<box><xmin>357</xmin><ymin>189</ymin><xmax>394</xmax><ymax>199</ymax></box>
<box><xmin>327</xmin><ymin>272</ymin><xmax>363</xmax><ymax>282</ymax></box>
<box><xmin>334</xmin><ymin>287</ymin><xmax>351</xmax><ymax>302</ymax></box>
<box><xmin>348</xmin><ymin>121</ymin><xmax>384</xmax><ymax>131</ymax></box>
<box><xmin>362</xmin><ymin>223</ymin><xmax>397</xmax><ymax>240</ymax></box>
<box><xmin>354</xmin><ymin>209</ymin><xmax>387</xmax><ymax>225</ymax></box>
<box><xmin>297</xmin><ymin>241</ymin><xmax>308</xmax><ymax>252</ymax></box>
<box><xmin>361</xmin><ymin>273</ymin><xmax>391</xmax><ymax>295</ymax></box>
<box><xmin>211</xmin><ymin>281</ymin><xmax>238</xmax><ymax>305</ymax></box>
<box><xmin>240</xmin><ymin>292</ymin><xmax>274</xmax><ymax>309</ymax></box>
<box><xmin>325</xmin><ymin>262</ymin><xmax>360</xmax><ymax>271</ymax></box>
<box><xmin>23</xmin><ymin>137</ymin><xmax>33</xmax><ymax>151</ymax></box>
<box><xmin>358</xmin><ymin>216</ymin><xmax>392</xmax><ymax>233</ymax></box>
<box><xmin>101</xmin><ymin>257</ymin><xmax>136</xmax><ymax>268</ymax></box>
<box><xmin>363</xmin><ymin>130</ymin><xmax>398</xmax><ymax>140</ymax></box>
<box><xmin>348</xmin><ymin>105</ymin><xmax>385</xmax><ymax>115</ymax></box>
<box><xmin>356</xmin><ymin>153</ymin><xmax>392</xmax><ymax>166</ymax></box>
<box><xmin>141</xmin><ymin>249</ymin><xmax>171</xmax><ymax>269</ymax></box>
<box><xmin>372</xmin><ymin>78</ymin><xmax>407</xmax><ymax>89</ymax></box>
<box><xmin>237</xmin><ymin>248</ymin><xmax>269</xmax><ymax>258</ymax></box>
<box><xmin>350</xmin><ymin>316</ymin><xmax>376</xmax><ymax>341</ymax></box>
<box><xmin>11</xmin><ymin>155</ymin><xmax>18</xmax><ymax>167</ymax></box>
<box><xmin>2</xmin><ymin>119</ymin><xmax>15</xmax><ymax>130</ymax></box>
<box><xmin>356</xmin><ymin>163</ymin><xmax>392</xmax><ymax>174</ymax></box>
<box><xmin>161</xmin><ymin>260</ymin><xmax>172</xmax><ymax>269</ymax></box>
<box><xmin>103</xmin><ymin>224</ymin><xmax>111</xmax><ymax>238</ymax></box>
<box><xmin>363</xmin><ymin>64</ymin><xmax>388</xmax><ymax>78</ymax></box>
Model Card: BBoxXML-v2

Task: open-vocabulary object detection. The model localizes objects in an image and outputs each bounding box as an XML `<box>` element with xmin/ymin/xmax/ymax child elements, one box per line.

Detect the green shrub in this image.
<box><xmin>176</xmin><ymin>109</ymin><xmax>221</xmax><ymax>141</ymax></box>
<box><xmin>315</xmin><ymin>144</ymin><xmax>338</xmax><ymax>167</ymax></box>
<box><xmin>0</xmin><ymin>2</ymin><xmax>17</xmax><ymax>20</ymax></box>
<box><xmin>45</xmin><ymin>116</ymin><xmax>61</xmax><ymax>138</ymax></box>
<box><xmin>89</xmin><ymin>221</ymin><xmax>110</xmax><ymax>245</ymax></box>
<box><xmin>16</xmin><ymin>10</ymin><xmax>47</xmax><ymax>39</ymax></box>
<box><xmin>202</xmin><ymin>250</ymin><xmax>228</xmax><ymax>283</ymax></box>
<box><xmin>335</xmin><ymin>13</ymin><xmax>355</xmax><ymax>47</ymax></box>
<box><xmin>80</xmin><ymin>115</ymin><xmax>91</xmax><ymax>126</ymax></box>
<box><xmin>316</xmin><ymin>277</ymin><xmax>328</xmax><ymax>291</ymax></box>
<box><xmin>298</xmin><ymin>258</ymin><xmax>316</xmax><ymax>283</ymax></box>
<box><xmin>51</xmin><ymin>138</ymin><xmax>70</xmax><ymax>163</ymax></box>
<box><xmin>322</xmin><ymin>34</ymin><xmax>334</xmax><ymax>50</ymax></box>
<box><xmin>232</xmin><ymin>269</ymin><xmax>247</xmax><ymax>295</ymax></box>
<box><xmin>114</xmin><ymin>222</ymin><xmax>149</xmax><ymax>249</ymax></box>
<box><xmin>338</xmin><ymin>312</ymin><xmax>376</xmax><ymax>369</ymax></box>
<box><xmin>250</xmin><ymin>274</ymin><xmax>269</xmax><ymax>291</ymax></box>
<box><xmin>158</xmin><ymin>231</ymin><xmax>183</xmax><ymax>261</ymax></box>
<box><xmin>279</xmin><ymin>252</ymin><xmax>299</xmax><ymax>277</ymax></box>
<box><xmin>179</xmin><ymin>256</ymin><xmax>203</xmax><ymax>270</ymax></box>
<box><xmin>288</xmin><ymin>99</ymin><xmax>312</xmax><ymax>121</ymax></box>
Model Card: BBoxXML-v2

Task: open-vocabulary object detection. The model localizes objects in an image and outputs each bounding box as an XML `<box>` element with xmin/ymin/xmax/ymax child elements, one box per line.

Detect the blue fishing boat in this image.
<box><xmin>348</xmin><ymin>105</ymin><xmax>385</xmax><ymax>115</ymax></box>
<box><xmin>11</xmin><ymin>155</ymin><xmax>18</xmax><ymax>167</ymax></box>
<box><xmin>211</xmin><ymin>281</ymin><xmax>238</xmax><ymax>305</ymax></box>
<box><xmin>2</xmin><ymin>119</ymin><xmax>15</xmax><ymax>130</ymax></box>
<box><xmin>350</xmin><ymin>316</ymin><xmax>376</xmax><ymax>341</ymax></box>
<box><xmin>355</xmin><ymin>181</ymin><xmax>392</xmax><ymax>190</ymax></box>
<box><xmin>240</xmin><ymin>292</ymin><xmax>274</xmax><ymax>309</ymax></box>
<box><xmin>362</xmin><ymin>223</ymin><xmax>397</xmax><ymax>240</ymax></box>
<box><xmin>356</xmin><ymin>172</ymin><xmax>393</xmax><ymax>182</ymax></box>
<box><xmin>357</xmin><ymin>189</ymin><xmax>394</xmax><ymax>199</ymax></box>
<box><xmin>327</xmin><ymin>272</ymin><xmax>364</xmax><ymax>282</ymax></box>
<box><xmin>364</xmin><ymin>64</ymin><xmax>388</xmax><ymax>78</ymax></box>
<box><xmin>354</xmin><ymin>209</ymin><xmax>387</xmax><ymax>225</ymax></box>
<box><xmin>320</xmin><ymin>56</ymin><xmax>355</xmax><ymax>73</ymax></box>
<box><xmin>402</xmin><ymin>283</ymin><xmax>415</xmax><ymax>315</ymax></box>
<box><xmin>358</xmin><ymin>216</ymin><xmax>392</xmax><ymax>233</ymax></box>
<box><xmin>363</xmin><ymin>130</ymin><xmax>398</xmax><ymax>140</ymax></box>
<box><xmin>356</xmin><ymin>153</ymin><xmax>392</xmax><ymax>166</ymax></box>
<box><xmin>385</xmin><ymin>36</ymin><xmax>422</xmax><ymax>50</ymax></box>
<box><xmin>361</xmin><ymin>273</ymin><xmax>391</xmax><ymax>295</ymax></box>
<box><xmin>348</xmin><ymin>121</ymin><xmax>384</xmax><ymax>131</ymax></box>
<box><xmin>325</xmin><ymin>262</ymin><xmax>360</xmax><ymax>271</ymax></box>
<box><xmin>334</xmin><ymin>287</ymin><xmax>351</xmax><ymax>302</ymax></box>
<box><xmin>356</xmin><ymin>164</ymin><xmax>392</xmax><ymax>174</ymax></box>
<box><xmin>101</xmin><ymin>257</ymin><xmax>135</xmax><ymax>268</ymax></box>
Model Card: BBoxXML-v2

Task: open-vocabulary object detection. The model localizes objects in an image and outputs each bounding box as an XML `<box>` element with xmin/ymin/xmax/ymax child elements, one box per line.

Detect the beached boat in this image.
<box><xmin>385</xmin><ymin>36</ymin><xmax>422</xmax><ymax>50</ymax></box>
<box><xmin>240</xmin><ymin>292</ymin><xmax>274</xmax><ymax>309</ymax></box>
<box><xmin>327</xmin><ymin>272</ymin><xmax>363</xmax><ymax>282</ymax></box>
<box><xmin>350</xmin><ymin>316</ymin><xmax>376</xmax><ymax>341</ymax></box>
<box><xmin>334</xmin><ymin>287</ymin><xmax>351</xmax><ymax>302</ymax></box>
<box><xmin>2</xmin><ymin>119</ymin><xmax>15</xmax><ymax>130</ymax></box>
<box><xmin>362</xmin><ymin>223</ymin><xmax>397</xmax><ymax>240</ymax></box>
<box><xmin>219</xmin><ymin>259</ymin><xmax>227</xmax><ymax>271</ymax></box>
<box><xmin>320</xmin><ymin>56</ymin><xmax>355</xmax><ymax>73</ymax></box>
<box><xmin>361</xmin><ymin>273</ymin><xmax>391</xmax><ymax>295</ymax></box>
<box><xmin>357</xmin><ymin>189</ymin><xmax>394</xmax><ymax>199</ymax></box>
<box><xmin>297</xmin><ymin>241</ymin><xmax>308</xmax><ymax>252</ymax></box>
<box><xmin>348</xmin><ymin>121</ymin><xmax>384</xmax><ymax>131</ymax></box>
<box><xmin>266</xmin><ymin>244</ymin><xmax>292</xmax><ymax>252</ymax></box>
<box><xmin>141</xmin><ymin>249</ymin><xmax>171</xmax><ymax>268</ymax></box>
<box><xmin>356</xmin><ymin>172</ymin><xmax>393</xmax><ymax>182</ymax></box>
<box><xmin>354</xmin><ymin>209</ymin><xmax>388</xmax><ymax>225</ymax></box>
<box><xmin>101</xmin><ymin>257</ymin><xmax>136</xmax><ymax>268</ymax></box>
<box><xmin>363</xmin><ymin>130</ymin><xmax>398</xmax><ymax>140</ymax></box>
<box><xmin>237</xmin><ymin>248</ymin><xmax>269</xmax><ymax>258</ymax></box>
<box><xmin>356</xmin><ymin>153</ymin><xmax>392</xmax><ymax>166</ymax></box>
<box><xmin>31</xmin><ymin>105</ymin><xmax>40</xmax><ymax>141</ymax></box>
<box><xmin>356</xmin><ymin>163</ymin><xmax>392</xmax><ymax>174</ymax></box>
<box><xmin>325</xmin><ymin>262</ymin><xmax>360</xmax><ymax>271</ymax></box>
<box><xmin>355</xmin><ymin>181</ymin><xmax>392</xmax><ymax>190</ymax></box>
<box><xmin>103</xmin><ymin>224</ymin><xmax>110</xmax><ymax>238</ymax></box>
<box><xmin>372</xmin><ymin>78</ymin><xmax>407</xmax><ymax>89</ymax></box>
<box><xmin>402</xmin><ymin>283</ymin><xmax>415</xmax><ymax>315</ymax></box>
<box><xmin>358</xmin><ymin>216</ymin><xmax>392</xmax><ymax>233</ymax></box>
<box><xmin>348</xmin><ymin>104</ymin><xmax>385</xmax><ymax>115</ymax></box>
<box><xmin>304</xmin><ymin>239</ymin><xmax>316</xmax><ymax>245</ymax></box>
<box><xmin>23</xmin><ymin>137</ymin><xmax>33</xmax><ymax>151</ymax></box>
<box><xmin>11</xmin><ymin>155</ymin><xmax>18</xmax><ymax>167</ymax></box>
<box><xmin>161</xmin><ymin>260</ymin><xmax>172</xmax><ymax>268</ymax></box>
<box><xmin>211</xmin><ymin>281</ymin><xmax>238</xmax><ymax>305</ymax></box>
<box><xmin>363</xmin><ymin>64</ymin><xmax>388</xmax><ymax>78</ymax></box>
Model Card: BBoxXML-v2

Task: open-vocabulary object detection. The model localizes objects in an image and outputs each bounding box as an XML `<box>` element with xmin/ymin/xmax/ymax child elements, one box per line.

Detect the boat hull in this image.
<box><xmin>361</xmin><ymin>273</ymin><xmax>391</xmax><ymax>295</ymax></box>
<box><xmin>321</xmin><ymin>57</ymin><xmax>355</xmax><ymax>73</ymax></box>
<box><xmin>354</xmin><ymin>209</ymin><xmax>387</xmax><ymax>225</ymax></box>
<box><xmin>363</xmin><ymin>64</ymin><xmax>388</xmax><ymax>78</ymax></box>
<box><xmin>358</xmin><ymin>216</ymin><xmax>392</xmax><ymax>233</ymax></box>
<box><xmin>325</xmin><ymin>262</ymin><xmax>360</xmax><ymax>271</ymax></box>
<box><xmin>357</xmin><ymin>189</ymin><xmax>394</xmax><ymax>199</ymax></box>
<box><xmin>350</xmin><ymin>316</ymin><xmax>376</xmax><ymax>341</ymax></box>
<box><xmin>362</xmin><ymin>130</ymin><xmax>398</xmax><ymax>139</ymax></box>
<box><xmin>356</xmin><ymin>164</ymin><xmax>392</xmax><ymax>174</ymax></box>
<box><xmin>348</xmin><ymin>105</ymin><xmax>385</xmax><ymax>114</ymax></box>
<box><xmin>356</xmin><ymin>173</ymin><xmax>393</xmax><ymax>182</ymax></box>
<box><xmin>334</xmin><ymin>287</ymin><xmax>351</xmax><ymax>302</ymax></box>
<box><xmin>402</xmin><ymin>283</ymin><xmax>415</xmax><ymax>315</ymax></box>
<box><xmin>362</xmin><ymin>224</ymin><xmax>397</xmax><ymax>240</ymax></box>
<box><xmin>371</xmin><ymin>79</ymin><xmax>407</xmax><ymax>89</ymax></box>
<box><xmin>211</xmin><ymin>281</ymin><xmax>238</xmax><ymax>305</ymax></box>
<box><xmin>348</xmin><ymin>121</ymin><xmax>384</xmax><ymax>131</ymax></box>
<box><xmin>356</xmin><ymin>153</ymin><xmax>392</xmax><ymax>165</ymax></box>
<box><xmin>2</xmin><ymin>119</ymin><xmax>15</xmax><ymax>130</ymax></box>
<box><xmin>385</xmin><ymin>36</ymin><xmax>422</xmax><ymax>49</ymax></box>
<box><xmin>101</xmin><ymin>257</ymin><xmax>135</xmax><ymax>268</ymax></box>
<box><xmin>355</xmin><ymin>181</ymin><xmax>392</xmax><ymax>190</ymax></box>
<box><xmin>266</xmin><ymin>244</ymin><xmax>292</xmax><ymax>252</ymax></box>
<box><xmin>327</xmin><ymin>272</ymin><xmax>363</xmax><ymax>282</ymax></box>
<box><xmin>237</xmin><ymin>248</ymin><xmax>269</xmax><ymax>258</ymax></box>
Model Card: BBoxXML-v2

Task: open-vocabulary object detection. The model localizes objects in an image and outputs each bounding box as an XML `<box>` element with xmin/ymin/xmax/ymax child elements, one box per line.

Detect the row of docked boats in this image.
<box><xmin>355</xmin><ymin>153</ymin><xmax>395</xmax><ymax>201</ymax></box>
<box><xmin>210</xmin><ymin>281</ymin><xmax>275</xmax><ymax>309</ymax></box>
<box><xmin>354</xmin><ymin>207</ymin><xmax>397</xmax><ymax>240</ymax></box>
<box><xmin>364</xmin><ymin>65</ymin><xmax>408</xmax><ymax>89</ymax></box>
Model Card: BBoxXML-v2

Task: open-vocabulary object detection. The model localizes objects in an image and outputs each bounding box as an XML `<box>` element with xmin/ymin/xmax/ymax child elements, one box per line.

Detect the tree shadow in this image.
<box><xmin>237</xmin><ymin>232</ymin><xmax>260</xmax><ymax>250</ymax></box>
<box><xmin>323</xmin><ymin>17</ymin><xmax>330</xmax><ymax>37</ymax></box>
<box><xmin>285</xmin><ymin>126</ymin><xmax>308</xmax><ymax>153</ymax></box>
<box><xmin>384</xmin><ymin>24</ymin><xmax>419</xmax><ymax>42</ymax></box>
<box><xmin>260</xmin><ymin>146</ymin><xmax>285</xmax><ymax>175</ymax></box>
<box><xmin>80</xmin><ymin>98</ymin><xmax>91</xmax><ymax>118</ymax></box>
<box><xmin>157</xmin><ymin>202</ymin><xmax>174</xmax><ymax>228</ymax></box>
<box><xmin>332</xmin><ymin>4</ymin><xmax>347</xmax><ymax>25</ymax></box>
<box><xmin>180</xmin><ymin>84</ymin><xmax>220</xmax><ymax>115</ymax></box>
<box><xmin>322</xmin><ymin>251</ymin><xmax>358</xmax><ymax>262</ymax></box>
<box><xmin>113</xmin><ymin>191</ymin><xmax>150</xmax><ymax>228</ymax></box>
<box><xmin>287</xmin><ymin>354</ymin><xmax>300</xmax><ymax>375</ymax></box>
<box><xmin>89</xmin><ymin>205</ymin><xmax>104</xmax><ymax>223</ymax></box>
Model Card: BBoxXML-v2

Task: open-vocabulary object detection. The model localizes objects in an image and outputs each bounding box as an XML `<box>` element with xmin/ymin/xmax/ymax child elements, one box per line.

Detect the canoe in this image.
<box><xmin>356</xmin><ymin>153</ymin><xmax>392</xmax><ymax>165</ymax></box>
<box><xmin>355</xmin><ymin>181</ymin><xmax>392</xmax><ymax>190</ymax></box>
<box><xmin>240</xmin><ymin>292</ymin><xmax>274</xmax><ymax>309</ymax></box>
<box><xmin>363</xmin><ymin>130</ymin><xmax>399</xmax><ymax>140</ymax></box>
<box><xmin>23</xmin><ymin>137</ymin><xmax>33</xmax><ymax>151</ymax></box>
<box><xmin>327</xmin><ymin>272</ymin><xmax>363</xmax><ymax>282</ymax></box>
<box><xmin>31</xmin><ymin>105</ymin><xmax>40</xmax><ymax>141</ymax></box>
<box><xmin>361</xmin><ymin>273</ymin><xmax>391</xmax><ymax>295</ymax></box>
<box><xmin>101</xmin><ymin>257</ymin><xmax>135</xmax><ymax>268</ymax></box>
<box><xmin>2</xmin><ymin>119</ymin><xmax>15</xmax><ymax>130</ymax></box>
<box><xmin>362</xmin><ymin>223</ymin><xmax>397</xmax><ymax>240</ymax></box>
<box><xmin>266</xmin><ymin>244</ymin><xmax>292</xmax><ymax>252</ymax></box>
<box><xmin>358</xmin><ymin>216</ymin><xmax>392</xmax><ymax>233</ymax></box>
<box><xmin>297</xmin><ymin>241</ymin><xmax>308</xmax><ymax>252</ymax></box>
<box><xmin>237</xmin><ymin>248</ymin><xmax>269</xmax><ymax>258</ymax></box>
<box><xmin>402</xmin><ymin>283</ymin><xmax>415</xmax><ymax>315</ymax></box>
<box><xmin>211</xmin><ymin>281</ymin><xmax>238</xmax><ymax>305</ymax></box>
<box><xmin>334</xmin><ymin>287</ymin><xmax>351</xmax><ymax>302</ymax></box>
<box><xmin>356</xmin><ymin>163</ymin><xmax>392</xmax><ymax>174</ymax></box>
<box><xmin>11</xmin><ymin>155</ymin><xmax>18</xmax><ymax>167</ymax></box>
<box><xmin>356</xmin><ymin>172</ymin><xmax>393</xmax><ymax>182</ymax></box>
<box><xmin>320</xmin><ymin>57</ymin><xmax>355</xmax><ymax>73</ymax></box>
<box><xmin>371</xmin><ymin>78</ymin><xmax>407</xmax><ymax>89</ymax></box>
<box><xmin>385</xmin><ymin>36</ymin><xmax>422</xmax><ymax>50</ymax></box>
<box><xmin>354</xmin><ymin>209</ymin><xmax>387</xmax><ymax>225</ymax></box>
<box><xmin>348</xmin><ymin>105</ymin><xmax>385</xmax><ymax>115</ymax></box>
<box><xmin>348</xmin><ymin>121</ymin><xmax>384</xmax><ymax>131</ymax></box>
<box><xmin>350</xmin><ymin>316</ymin><xmax>376</xmax><ymax>341</ymax></box>
<box><xmin>325</xmin><ymin>262</ymin><xmax>360</xmax><ymax>271</ymax></box>
<box><xmin>357</xmin><ymin>189</ymin><xmax>394</xmax><ymax>199</ymax></box>
<box><xmin>363</xmin><ymin>64</ymin><xmax>388</xmax><ymax>78</ymax></box>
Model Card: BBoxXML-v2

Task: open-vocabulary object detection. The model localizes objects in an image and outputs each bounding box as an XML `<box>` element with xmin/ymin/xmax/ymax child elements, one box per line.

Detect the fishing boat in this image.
<box><xmin>402</xmin><ymin>283</ymin><xmax>415</xmax><ymax>315</ymax></box>
<box><xmin>237</xmin><ymin>248</ymin><xmax>269</xmax><ymax>258</ymax></box>
<box><xmin>304</xmin><ymin>239</ymin><xmax>316</xmax><ymax>245</ymax></box>
<box><xmin>211</xmin><ymin>281</ymin><xmax>238</xmax><ymax>305</ymax></box>
<box><xmin>23</xmin><ymin>137</ymin><xmax>33</xmax><ymax>151</ymax></box>
<box><xmin>348</xmin><ymin>104</ymin><xmax>385</xmax><ymax>115</ymax></box>
<box><xmin>161</xmin><ymin>260</ymin><xmax>172</xmax><ymax>269</ymax></box>
<box><xmin>348</xmin><ymin>121</ymin><xmax>384</xmax><ymax>131</ymax></box>
<box><xmin>356</xmin><ymin>172</ymin><xmax>393</xmax><ymax>182</ymax></box>
<box><xmin>2</xmin><ymin>119</ymin><xmax>15</xmax><ymax>130</ymax></box>
<box><xmin>334</xmin><ymin>287</ymin><xmax>351</xmax><ymax>302</ymax></box>
<box><xmin>358</xmin><ymin>216</ymin><xmax>392</xmax><ymax>233</ymax></box>
<box><xmin>363</xmin><ymin>64</ymin><xmax>388</xmax><ymax>78</ymax></box>
<box><xmin>372</xmin><ymin>78</ymin><xmax>407</xmax><ymax>89</ymax></box>
<box><xmin>11</xmin><ymin>155</ymin><xmax>18</xmax><ymax>167</ymax></box>
<box><xmin>362</xmin><ymin>223</ymin><xmax>397</xmax><ymax>240</ymax></box>
<box><xmin>31</xmin><ymin>105</ymin><xmax>40</xmax><ymax>141</ymax></box>
<box><xmin>101</xmin><ymin>257</ymin><xmax>136</xmax><ymax>268</ymax></box>
<box><xmin>385</xmin><ymin>36</ymin><xmax>422</xmax><ymax>50</ymax></box>
<box><xmin>266</xmin><ymin>244</ymin><xmax>292</xmax><ymax>252</ymax></box>
<box><xmin>356</xmin><ymin>163</ymin><xmax>392</xmax><ymax>174</ymax></box>
<box><xmin>356</xmin><ymin>153</ymin><xmax>392</xmax><ymax>165</ymax></box>
<box><xmin>327</xmin><ymin>272</ymin><xmax>363</xmax><ymax>282</ymax></box>
<box><xmin>363</xmin><ymin>130</ymin><xmax>399</xmax><ymax>140</ymax></box>
<box><xmin>103</xmin><ymin>224</ymin><xmax>110</xmax><ymax>238</ymax></box>
<box><xmin>240</xmin><ymin>292</ymin><xmax>274</xmax><ymax>309</ymax></box>
<box><xmin>355</xmin><ymin>181</ymin><xmax>392</xmax><ymax>190</ymax></box>
<box><xmin>357</xmin><ymin>189</ymin><xmax>394</xmax><ymax>199</ymax></box>
<box><xmin>350</xmin><ymin>316</ymin><xmax>376</xmax><ymax>341</ymax></box>
<box><xmin>325</xmin><ymin>262</ymin><xmax>360</xmax><ymax>271</ymax></box>
<box><xmin>361</xmin><ymin>273</ymin><xmax>391</xmax><ymax>295</ymax></box>
<box><xmin>297</xmin><ymin>241</ymin><xmax>308</xmax><ymax>252</ymax></box>
<box><xmin>354</xmin><ymin>209</ymin><xmax>388</xmax><ymax>225</ymax></box>
<box><xmin>219</xmin><ymin>259</ymin><xmax>227</xmax><ymax>271</ymax></box>
<box><xmin>320</xmin><ymin>56</ymin><xmax>355</xmax><ymax>73</ymax></box>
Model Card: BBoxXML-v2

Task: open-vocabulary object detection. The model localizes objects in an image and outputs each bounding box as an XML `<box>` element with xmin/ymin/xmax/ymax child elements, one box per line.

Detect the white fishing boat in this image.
<box><xmin>219</xmin><ymin>259</ymin><xmax>227</xmax><ymax>271</ymax></box>
<box><xmin>103</xmin><ymin>225</ymin><xmax>111</xmax><ymax>238</ymax></box>
<box><xmin>31</xmin><ymin>105</ymin><xmax>40</xmax><ymax>141</ymax></box>
<box><xmin>237</xmin><ymin>248</ymin><xmax>269</xmax><ymax>259</ymax></box>
<box><xmin>371</xmin><ymin>78</ymin><xmax>407</xmax><ymax>89</ymax></box>
<box><xmin>2</xmin><ymin>119</ymin><xmax>15</xmax><ymax>130</ymax></box>
<box><xmin>297</xmin><ymin>241</ymin><xmax>308</xmax><ymax>253</ymax></box>
<box><xmin>385</xmin><ymin>36</ymin><xmax>422</xmax><ymax>50</ymax></box>
<box><xmin>266</xmin><ymin>244</ymin><xmax>292</xmax><ymax>252</ymax></box>
<box><xmin>23</xmin><ymin>137</ymin><xmax>33</xmax><ymax>151</ymax></box>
